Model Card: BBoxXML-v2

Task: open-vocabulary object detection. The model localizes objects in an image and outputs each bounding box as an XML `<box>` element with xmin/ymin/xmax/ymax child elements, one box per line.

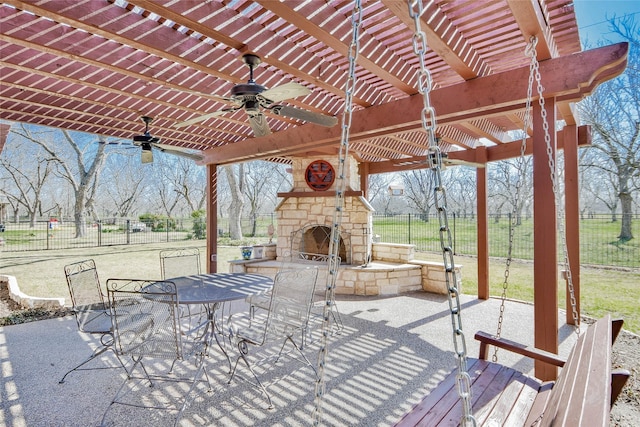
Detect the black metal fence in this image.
<box><xmin>1</xmin><ymin>213</ymin><xmax>637</xmax><ymax>268</ymax></box>
<box><xmin>0</xmin><ymin>217</ymin><xmax>203</xmax><ymax>251</ymax></box>
<box><xmin>373</xmin><ymin>213</ymin><xmax>640</xmax><ymax>268</ymax></box>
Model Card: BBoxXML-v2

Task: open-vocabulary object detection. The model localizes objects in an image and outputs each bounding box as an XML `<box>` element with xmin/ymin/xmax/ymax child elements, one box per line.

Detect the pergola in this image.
<box><xmin>0</xmin><ymin>0</ymin><xmax>628</xmax><ymax>380</ymax></box>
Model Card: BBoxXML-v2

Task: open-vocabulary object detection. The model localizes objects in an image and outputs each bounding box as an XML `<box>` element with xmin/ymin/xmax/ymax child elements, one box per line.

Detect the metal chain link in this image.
<box><xmin>493</xmin><ymin>37</ymin><xmax>538</xmax><ymax>362</ymax></box>
<box><xmin>409</xmin><ymin>1</ymin><xmax>475</xmax><ymax>425</ymax></box>
<box><xmin>531</xmin><ymin>41</ymin><xmax>580</xmax><ymax>334</ymax></box>
<box><xmin>313</xmin><ymin>1</ymin><xmax>361</xmax><ymax>424</ymax></box>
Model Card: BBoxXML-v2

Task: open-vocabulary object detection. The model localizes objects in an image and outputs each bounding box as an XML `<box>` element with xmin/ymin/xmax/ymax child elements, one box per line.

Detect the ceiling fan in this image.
<box><xmin>133</xmin><ymin>116</ymin><xmax>203</xmax><ymax>163</ymax></box>
<box><xmin>393</xmin><ymin>152</ymin><xmax>485</xmax><ymax>169</ymax></box>
<box><xmin>174</xmin><ymin>54</ymin><xmax>338</xmax><ymax>136</ymax></box>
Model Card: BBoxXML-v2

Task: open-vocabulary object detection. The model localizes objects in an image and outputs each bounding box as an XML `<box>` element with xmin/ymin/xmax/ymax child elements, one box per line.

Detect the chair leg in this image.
<box><xmin>275</xmin><ymin>336</ymin><xmax>317</xmax><ymax>377</ymax></box>
<box><xmin>331</xmin><ymin>300</ymin><xmax>344</xmax><ymax>334</ymax></box>
<box><xmin>101</xmin><ymin>355</ymin><xmax>210</xmax><ymax>427</ymax></box>
<box><xmin>228</xmin><ymin>340</ymin><xmax>273</xmax><ymax>409</ymax></box>
<box><xmin>59</xmin><ymin>343</ymin><xmax>127</xmax><ymax>384</ymax></box>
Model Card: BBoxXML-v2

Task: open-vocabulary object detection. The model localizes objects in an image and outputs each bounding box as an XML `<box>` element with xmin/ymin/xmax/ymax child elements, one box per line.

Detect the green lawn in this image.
<box><xmin>413</xmin><ymin>252</ymin><xmax>640</xmax><ymax>334</ymax></box>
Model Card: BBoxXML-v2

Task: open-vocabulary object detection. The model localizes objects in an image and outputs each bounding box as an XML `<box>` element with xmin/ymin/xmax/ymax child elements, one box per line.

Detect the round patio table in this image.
<box><xmin>166</xmin><ymin>273</ymin><xmax>273</xmax><ymax>369</ymax></box>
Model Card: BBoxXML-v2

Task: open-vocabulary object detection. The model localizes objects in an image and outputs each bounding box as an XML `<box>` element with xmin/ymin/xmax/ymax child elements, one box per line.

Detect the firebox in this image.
<box><xmin>291</xmin><ymin>224</ymin><xmax>350</xmax><ymax>264</ymax></box>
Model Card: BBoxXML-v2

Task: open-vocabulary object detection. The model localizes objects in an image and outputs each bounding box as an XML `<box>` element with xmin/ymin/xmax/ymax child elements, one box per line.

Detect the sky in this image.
<box><xmin>573</xmin><ymin>0</ymin><xmax>640</xmax><ymax>44</ymax></box>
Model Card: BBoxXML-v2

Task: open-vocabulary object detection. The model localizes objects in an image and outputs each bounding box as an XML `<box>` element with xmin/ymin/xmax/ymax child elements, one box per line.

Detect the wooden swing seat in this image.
<box><xmin>395</xmin><ymin>315</ymin><xmax>629</xmax><ymax>426</ymax></box>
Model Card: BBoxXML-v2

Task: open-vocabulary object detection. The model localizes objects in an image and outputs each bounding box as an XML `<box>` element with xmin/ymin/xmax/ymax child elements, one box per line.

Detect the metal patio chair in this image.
<box><xmin>101</xmin><ymin>279</ymin><xmax>211</xmax><ymax>426</ymax></box>
<box><xmin>59</xmin><ymin>259</ymin><xmax>127</xmax><ymax>384</ymax></box>
<box><xmin>159</xmin><ymin>247</ymin><xmax>201</xmax><ymax>279</ymax></box>
<box><xmin>228</xmin><ymin>267</ymin><xmax>319</xmax><ymax>408</ymax></box>
<box><xmin>247</xmin><ymin>251</ymin><xmax>343</xmax><ymax>341</ymax></box>
<box><xmin>160</xmin><ymin>247</ymin><xmax>203</xmax><ymax>327</ymax></box>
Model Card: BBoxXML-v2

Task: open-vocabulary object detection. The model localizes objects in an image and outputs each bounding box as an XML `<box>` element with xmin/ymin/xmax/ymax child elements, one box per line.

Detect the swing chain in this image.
<box><xmin>408</xmin><ymin>1</ymin><xmax>475</xmax><ymax>425</ymax></box>
<box><xmin>313</xmin><ymin>1</ymin><xmax>361</xmax><ymax>425</ymax></box>
<box><xmin>493</xmin><ymin>36</ymin><xmax>538</xmax><ymax>362</ymax></box>
<box><xmin>531</xmin><ymin>39</ymin><xmax>581</xmax><ymax>334</ymax></box>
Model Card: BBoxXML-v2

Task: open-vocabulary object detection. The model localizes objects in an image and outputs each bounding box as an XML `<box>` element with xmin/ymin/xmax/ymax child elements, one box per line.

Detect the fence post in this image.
<box><xmin>46</xmin><ymin>221</ymin><xmax>50</xmax><ymax>250</ymax></box>
<box><xmin>166</xmin><ymin>218</ymin><xmax>169</xmax><ymax>242</ymax></box>
<box><xmin>453</xmin><ymin>212</ymin><xmax>457</xmax><ymax>254</ymax></box>
<box><xmin>126</xmin><ymin>219</ymin><xmax>131</xmax><ymax>245</ymax></box>
<box><xmin>98</xmin><ymin>221</ymin><xmax>102</xmax><ymax>247</ymax></box>
<box><xmin>408</xmin><ymin>213</ymin><xmax>411</xmax><ymax>245</ymax></box>
<box><xmin>508</xmin><ymin>212</ymin><xmax>512</xmax><ymax>258</ymax></box>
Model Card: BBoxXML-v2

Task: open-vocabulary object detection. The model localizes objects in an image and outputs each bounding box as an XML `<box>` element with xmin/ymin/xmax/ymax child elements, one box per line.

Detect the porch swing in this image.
<box><xmin>392</xmin><ymin>7</ymin><xmax>630</xmax><ymax>425</ymax></box>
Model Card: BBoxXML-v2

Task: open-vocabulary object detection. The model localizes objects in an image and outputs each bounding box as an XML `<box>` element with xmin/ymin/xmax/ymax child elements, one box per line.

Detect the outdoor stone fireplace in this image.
<box><xmin>275</xmin><ymin>155</ymin><xmax>372</xmax><ymax>265</ymax></box>
<box><xmin>229</xmin><ymin>155</ymin><xmax>463</xmax><ymax>296</ymax></box>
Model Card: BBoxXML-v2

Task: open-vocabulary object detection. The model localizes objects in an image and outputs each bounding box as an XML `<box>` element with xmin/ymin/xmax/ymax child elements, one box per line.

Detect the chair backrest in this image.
<box><xmin>106</xmin><ymin>279</ymin><xmax>182</xmax><ymax>360</ymax></box>
<box><xmin>64</xmin><ymin>259</ymin><xmax>108</xmax><ymax>333</ymax></box>
<box><xmin>264</xmin><ymin>268</ymin><xmax>319</xmax><ymax>339</ymax></box>
<box><xmin>159</xmin><ymin>247</ymin><xmax>201</xmax><ymax>279</ymax></box>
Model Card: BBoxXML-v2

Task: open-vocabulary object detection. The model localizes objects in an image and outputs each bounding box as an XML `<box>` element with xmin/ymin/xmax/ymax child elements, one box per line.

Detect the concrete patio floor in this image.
<box><xmin>0</xmin><ymin>293</ymin><xmax>582</xmax><ymax>426</ymax></box>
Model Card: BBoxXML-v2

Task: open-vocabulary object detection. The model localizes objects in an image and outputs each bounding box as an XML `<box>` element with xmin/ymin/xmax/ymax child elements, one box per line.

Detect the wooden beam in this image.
<box><xmin>533</xmin><ymin>98</ymin><xmax>558</xmax><ymax>382</ymax></box>
<box><xmin>382</xmin><ymin>0</ymin><xmax>491</xmax><ymax>79</ymax></box>
<box><xmin>129</xmin><ymin>0</ymin><xmax>371</xmax><ymax>109</ymax></box>
<box><xmin>201</xmin><ymin>43</ymin><xmax>628</xmax><ymax>165</ymax></box>
<box><xmin>507</xmin><ymin>0</ymin><xmax>558</xmax><ymax>59</ymax></box>
<box><xmin>206</xmin><ymin>164</ymin><xmax>218</xmax><ymax>273</ymax></box>
<box><xmin>476</xmin><ymin>147</ymin><xmax>489</xmax><ymax>300</ymax></box>
<box><xmin>562</xmin><ymin>125</ymin><xmax>581</xmax><ymax>325</ymax></box>
<box><xmin>366</xmin><ymin>125</ymin><xmax>591</xmax><ymax>174</ymax></box>
<box><xmin>0</xmin><ymin>123</ymin><xmax>11</xmax><ymax>154</ymax></box>
<box><xmin>257</xmin><ymin>1</ymin><xmax>415</xmax><ymax>95</ymax></box>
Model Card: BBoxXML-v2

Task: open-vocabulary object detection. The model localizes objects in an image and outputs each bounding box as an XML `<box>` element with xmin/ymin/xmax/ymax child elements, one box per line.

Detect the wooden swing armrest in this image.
<box><xmin>474</xmin><ymin>331</ymin><xmax>567</xmax><ymax>367</ymax></box>
<box><xmin>611</xmin><ymin>369</ymin><xmax>630</xmax><ymax>407</ymax></box>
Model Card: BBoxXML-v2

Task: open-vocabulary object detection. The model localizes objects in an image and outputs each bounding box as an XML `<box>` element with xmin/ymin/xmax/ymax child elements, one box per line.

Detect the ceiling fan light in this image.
<box><xmin>140</xmin><ymin>142</ymin><xmax>153</xmax><ymax>163</ymax></box>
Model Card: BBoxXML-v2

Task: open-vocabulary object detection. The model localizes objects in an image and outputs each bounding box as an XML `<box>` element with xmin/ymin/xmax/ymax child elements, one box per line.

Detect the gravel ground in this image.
<box><xmin>1</xmin><ymin>283</ymin><xmax>638</xmax><ymax>425</ymax></box>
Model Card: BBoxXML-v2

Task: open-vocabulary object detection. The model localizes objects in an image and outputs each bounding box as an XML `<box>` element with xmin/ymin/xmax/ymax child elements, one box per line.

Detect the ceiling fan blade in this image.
<box><xmin>260</xmin><ymin>82</ymin><xmax>310</xmax><ymax>103</ymax></box>
<box><xmin>151</xmin><ymin>142</ymin><xmax>204</xmax><ymax>161</ymax></box>
<box><xmin>247</xmin><ymin>112</ymin><xmax>272</xmax><ymax>137</ymax></box>
<box><xmin>271</xmin><ymin>105</ymin><xmax>338</xmax><ymax>127</ymax></box>
<box><xmin>444</xmin><ymin>158</ymin><xmax>485</xmax><ymax>168</ymax></box>
<box><xmin>173</xmin><ymin>107</ymin><xmax>240</xmax><ymax>128</ymax></box>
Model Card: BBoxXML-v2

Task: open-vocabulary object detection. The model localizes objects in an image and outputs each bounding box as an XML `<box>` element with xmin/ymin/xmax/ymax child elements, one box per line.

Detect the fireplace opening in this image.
<box><xmin>292</xmin><ymin>224</ymin><xmax>350</xmax><ymax>264</ymax></box>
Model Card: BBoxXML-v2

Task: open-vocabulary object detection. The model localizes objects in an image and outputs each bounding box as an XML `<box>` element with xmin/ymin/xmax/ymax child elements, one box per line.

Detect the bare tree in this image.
<box><xmin>145</xmin><ymin>154</ymin><xmax>206</xmax><ymax>217</ymax></box>
<box><xmin>224</xmin><ymin>164</ymin><xmax>245</xmax><ymax>239</ymax></box>
<box><xmin>367</xmin><ymin>173</ymin><xmax>393</xmax><ymax>213</ymax></box>
<box><xmin>445</xmin><ymin>166</ymin><xmax>477</xmax><ymax>218</ymax></box>
<box><xmin>243</xmin><ymin>161</ymin><xmax>289</xmax><ymax>236</ymax></box>
<box><xmin>578</xmin><ymin>16</ymin><xmax>639</xmax><ymax>240</ymax></box>
<box><xmin>6</xmin><ymin>125</ymin><xmax>110</xmax><ymax>236</ymax></box>
<box><xmin>488</xmin><ymin>157</ymin><xmax>533</xmax><ymax>225</ymax></box>
<box><xmin>102</xmin><ymin>152</ymin><xmax>147</xmax><ymax>218</ymax></box>
<box><xmin>401</xmin><ymin>168</ymin><xmax>437</xmax><ymax>219</ymax></box>
<box><xmin>0</xmin><ymin>137</ymin><xmax>54</xmax><ymax>227</ymax></box>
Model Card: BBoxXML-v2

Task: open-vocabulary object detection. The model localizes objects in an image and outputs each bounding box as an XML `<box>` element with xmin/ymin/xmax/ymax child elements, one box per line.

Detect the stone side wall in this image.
<box><xmin>236</xmin><ymin>260</ymin><xmax>423</xmax><ymax>296</ymax></box>
<box><xmin>409</xmin><ymin>260</ymin><xmax>464</xmax><ymax>295</ymax></box>
<box><xmin>338</xmin><ymin>263</ymin><xmax>422</xmax><ymax>295</ymax></box>
<box><xmin>371</xmin><ymin>242</ymin><xmax>414</xmax><ymax>263</ymax></box>
<box><xmin>230</xmin><ymin>242</ymin><xmax>463</xmax><ymax>297</ymax></box>
<box><xmin>1</xmin><ymin>275</ymin><xmax>65</xmax><ymax>309</ymax></box>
